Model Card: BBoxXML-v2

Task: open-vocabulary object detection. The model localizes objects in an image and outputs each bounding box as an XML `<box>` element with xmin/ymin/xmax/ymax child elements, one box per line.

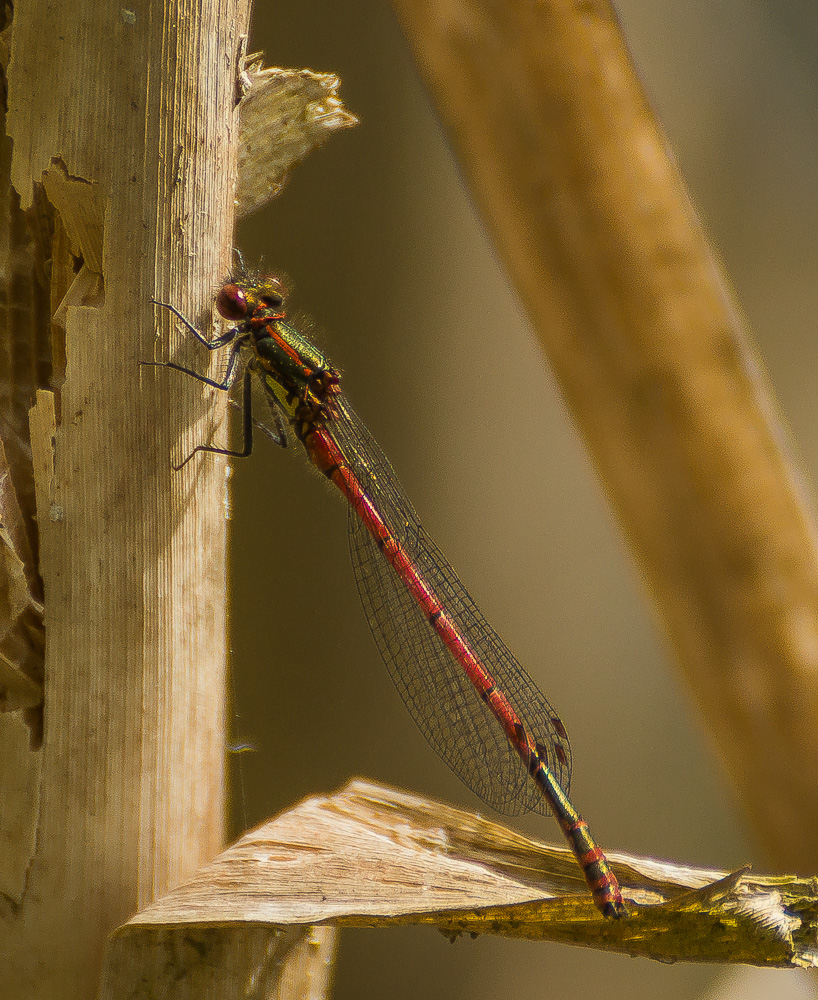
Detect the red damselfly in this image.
<box><xmin>147</xmin><ymin>267</ymin><xmax>627</xmax><ymax>918</ymax></box>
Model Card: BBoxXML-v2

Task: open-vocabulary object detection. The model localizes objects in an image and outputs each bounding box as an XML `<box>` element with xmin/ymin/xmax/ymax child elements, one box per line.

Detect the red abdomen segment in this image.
<box><xmin>306</xmin><ymin>421</ymin><xmax>626</xmax><ymax>918</ymax></box>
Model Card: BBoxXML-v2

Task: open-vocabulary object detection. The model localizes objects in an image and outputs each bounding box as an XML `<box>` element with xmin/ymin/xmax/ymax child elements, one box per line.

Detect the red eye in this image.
<box><xmin>216</xmin><ymin>283</ymin><xmax>248</xmax><ymax>320</ymax></box>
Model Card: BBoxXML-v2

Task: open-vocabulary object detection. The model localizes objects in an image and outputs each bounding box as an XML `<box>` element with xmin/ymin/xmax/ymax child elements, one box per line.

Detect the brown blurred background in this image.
<box><xmin>229</xmin><ymin>2</ymin><xmax>818</xmax><ymax>998</ymax></box>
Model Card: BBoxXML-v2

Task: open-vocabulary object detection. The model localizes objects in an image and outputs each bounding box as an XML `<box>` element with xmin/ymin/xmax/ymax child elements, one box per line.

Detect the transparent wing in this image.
<box><xmin>328</xmin><ymin>396</ymin><xmax>572</xmax><ymax>816</ymax></box>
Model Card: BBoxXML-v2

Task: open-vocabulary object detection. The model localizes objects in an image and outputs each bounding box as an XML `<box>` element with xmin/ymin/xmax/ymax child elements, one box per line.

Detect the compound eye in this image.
<box><xmin>216</xmin><ymin>283</ymin><xmax>248</xmax><ymax>320</ymax></box>
<box><xmin>261</xmin><ymin>278</ymin><xmax>286</xmax><ymax>310</ymax></box>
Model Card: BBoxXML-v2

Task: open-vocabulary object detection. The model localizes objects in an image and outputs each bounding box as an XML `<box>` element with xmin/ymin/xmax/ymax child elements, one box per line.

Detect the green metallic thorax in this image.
<box><xmin>252</xmin><ymin>317</ymin><xmax>332</xmax><ymax>419</ymax></box>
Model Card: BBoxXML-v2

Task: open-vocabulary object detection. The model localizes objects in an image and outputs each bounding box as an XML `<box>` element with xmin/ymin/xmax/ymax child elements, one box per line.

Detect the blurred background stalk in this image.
<box><xmin>231</xmin><ymin>2</ymin><xmax>818</xmax><ymax>999</ymax></box>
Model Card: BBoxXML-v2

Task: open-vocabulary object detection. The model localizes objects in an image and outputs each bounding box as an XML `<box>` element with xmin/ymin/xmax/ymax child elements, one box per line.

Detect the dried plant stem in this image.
<box><xmin>392</xmin><ymin>0</ymin><xmax>818</xmax><ymax>870</ymax></box>
<box><xmin>2</xmin><ymin>1</ymin><xmax>249</xmax><ymax>995</ymax></box>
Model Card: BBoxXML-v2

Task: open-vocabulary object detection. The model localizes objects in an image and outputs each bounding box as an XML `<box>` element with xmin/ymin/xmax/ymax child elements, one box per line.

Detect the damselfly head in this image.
<box><xmin>216</xmin><ymin>274</ymin><xmax>288</xmax><ymax>323</ymax></box>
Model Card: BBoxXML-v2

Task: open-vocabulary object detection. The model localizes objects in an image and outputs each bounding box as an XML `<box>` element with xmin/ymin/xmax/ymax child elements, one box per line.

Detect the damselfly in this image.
<box><xmin>147</xmin><ymin>267</ymin><xmax>627</xmax><ymax>918</ymax></box>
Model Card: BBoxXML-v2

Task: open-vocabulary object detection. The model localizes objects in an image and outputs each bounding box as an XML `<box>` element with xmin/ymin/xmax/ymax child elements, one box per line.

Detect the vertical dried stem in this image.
<box><xmin>2</xmin><ymin>0</ymin><xmax>250</xmax><ymax>995</ymax></box>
